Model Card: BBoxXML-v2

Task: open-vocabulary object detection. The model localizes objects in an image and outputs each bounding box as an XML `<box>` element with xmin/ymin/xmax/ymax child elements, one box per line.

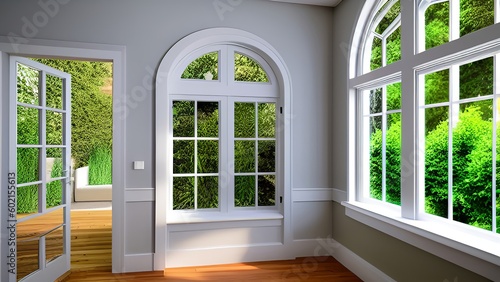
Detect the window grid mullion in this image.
<box><xmin>492</xmin><ymin>93</ymin><xmax>498</xmax><ymax>233</ymax></box>
<box><xmin>194</xmin><ymin>101</ymin><xmax>198</xmax><ymax>210</ymax></box>
<box><xmin>448</xmin><ymin>65</ymin><xmax>460</xmax><ymax>220</ymax></box>
<box><xmin>493</xmin><ymin>54</ymin><xmax>500</xmax><ymax>233</ymax></box>
<box><xmin>450</xmin><ymin>0</ymin><xmax>460</xmax><ymax>42</ymax></box>
<box><xmin>255</xmin><ymin>102</ymin><xmax>259</xmax><ymax>207</ymax></box>
<box><xmin>382</xmin><ymin>86</ymin><xmax>387</xmax><ymax>202</ymax></box>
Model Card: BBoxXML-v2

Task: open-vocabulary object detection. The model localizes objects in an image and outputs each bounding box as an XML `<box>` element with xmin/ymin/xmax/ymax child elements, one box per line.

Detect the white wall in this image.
<box><xmin>0</xmin><ymin>0</ymin><xmax>334</xmax><ymax>271</ymax></box>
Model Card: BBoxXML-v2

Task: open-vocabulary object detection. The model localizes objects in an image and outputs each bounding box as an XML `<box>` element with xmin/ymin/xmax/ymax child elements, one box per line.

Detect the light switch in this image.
<box><xmin>133</xmin><ymin>161</ymin><xmax>144</xmax><ymax>170</ymax></box>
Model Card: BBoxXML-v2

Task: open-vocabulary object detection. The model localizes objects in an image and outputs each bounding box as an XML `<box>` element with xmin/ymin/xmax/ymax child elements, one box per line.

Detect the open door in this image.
<box><xmin>8</xmin><ymin>56</ymin><xmax>71</xmax><ymax>282</ymax></box>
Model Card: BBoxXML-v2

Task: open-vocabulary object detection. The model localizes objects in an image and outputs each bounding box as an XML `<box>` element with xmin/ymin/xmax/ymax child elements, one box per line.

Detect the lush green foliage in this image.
<box><xmin>173</xmin><ymin>53</ymin><xmax>275</xmax><ymax>210</ymax></box>
<box><xmin>46</xmin><ymin>159</ymin><xmax>63</xmax><ymax>208</ymax></box>
<box><xmin>88</xmin><ymin>146</ymin><xmax>112</xmax><ymax>185</ymax></box>
<box><xmin>34</xmin><ymin>59</ymin><xmax>113</xmax><ymax>169</ymax></box>
<box><xmin>181</xmin><ymin>52</ymin><xmax>218</xmax><ymax>80</ymax></box>
<box><xmin>234</xmin><ymin>53</ymin><xmax>268</xmax><ymax>82</ymax></box>
<box><xmin>369</xmin><ymin>1</ymin><xmax>498</xmax><ymax>232</ymax></box>
<box><xmin>16</xmin><ymin>59</ymin><xmax>112</xmax><ymax>212</ymax></box>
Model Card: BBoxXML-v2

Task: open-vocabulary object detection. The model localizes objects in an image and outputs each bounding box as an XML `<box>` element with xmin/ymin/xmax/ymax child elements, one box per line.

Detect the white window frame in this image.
<box><xmin>346</xmin><ymin>1</ymin><xmax>500</xmax><ymax>279</ymax></box>
<box><xmin>155</xmin><ymin>28</ymin><xmax>293</xmax><ymax>270</ymax></box>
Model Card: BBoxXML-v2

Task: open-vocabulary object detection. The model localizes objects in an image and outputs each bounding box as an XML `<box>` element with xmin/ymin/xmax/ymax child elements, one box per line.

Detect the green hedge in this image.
<box><xmin>16</xmin><ymin>59</ymin><xmax>112</xmax><ymax>213</ymax></box>
<box><xmin>372</xmin><ymin>106</ymin><xmax>499</xmax><ymax>232</ymax></box>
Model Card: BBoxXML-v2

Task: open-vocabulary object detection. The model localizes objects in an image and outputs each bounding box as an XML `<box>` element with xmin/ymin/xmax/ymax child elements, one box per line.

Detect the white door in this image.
<box><xmin>8</xmin><ymin>56</ymin><xmax>71</xmax><ymax>282</ymax></box>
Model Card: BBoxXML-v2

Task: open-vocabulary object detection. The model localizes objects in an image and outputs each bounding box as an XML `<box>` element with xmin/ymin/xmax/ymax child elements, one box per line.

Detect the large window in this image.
<box><xmin>349</xmin><ymin>0</ymin><xmax>500</xmax><ymax>274</ymax></box>
<box><xmin>167</xmin><ymin>46</ymin><xmax>281</xmax><ymax>216</ymax></box>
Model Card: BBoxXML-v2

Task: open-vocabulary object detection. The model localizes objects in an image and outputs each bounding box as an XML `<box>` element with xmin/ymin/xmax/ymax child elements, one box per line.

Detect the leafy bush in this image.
<box><xmin>372</xmin><ymin>106</ymin><xmax>499</xmax><ymax>232</ymax></box>
<box><xmin>33</xmin><ymin>59</ymin><xmax>113</xmax><ymax>169</ymax></box>
<box><xmin>369</xmin><ymin>119</ymin><xmax>401</xmax><ymax>205</ymax></box>
<box><xmin>46</xmin><ymin>159</ymin><xmax>63</xmax><ymax>208</ymax></box>
<box><xmin>88</xmin><ymin>146</ymin><xmax>112</xmax><ymax>185</ymax></box>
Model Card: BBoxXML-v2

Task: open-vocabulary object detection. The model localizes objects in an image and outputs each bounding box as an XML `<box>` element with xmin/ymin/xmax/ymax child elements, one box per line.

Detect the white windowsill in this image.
<box><xmin>342</xmin><ymin>201</ymin><xmax>500</xmax><ymax>280</ymax></box>
<box><xmin>166</xmin><ymin>210</ymin><xmax>283</xmax><ymax>224</ymax></box>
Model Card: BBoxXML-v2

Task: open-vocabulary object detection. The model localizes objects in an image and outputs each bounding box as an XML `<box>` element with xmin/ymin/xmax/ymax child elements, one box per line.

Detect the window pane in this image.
<box><xmin>258</xmin><ymin>103</ymin><xmax>275</xmax><ymax>138</ymax></box>
<box><xmin>460</xmin><ymin>0</ymin><xmax>494</xmax><ymax>37</ymax></box>
<box><xmin>235</xmin><ymin>176</ymin><xmax>255</xmax><ymax>207</ymax></box>
<box><xmin>371</xmin><ymin>0</ymin><xmax>400</xmax><ymax>71</ymax></box>
<box><xmin>460</xmin><ymin>57</ymin><xmax>493</xmax><ymax>100</ymax></box>
<box><xmin>17</xmin><ymin>106</ymin><xmax>40</xmax><ymax>145</ymax></box>
<box><xmin>235</xmin><ymin>141</ymin><xmax>255</xmax><ymax>173</ymax></box>
<box><xmin>46</xmin><ymin>179</ymin><xmax>63</xmax><ymax>209</ymax></box>
<box><xmin>17</xmin><ymin>237</ymin><xmax>40</xmax><ymax>280</ymax></box>
<box><xmin>453</xmin><ymin>100</ymin><xmax>492</xmax><ymax>230</ymax></box>
<box><xmin>17</xmin><ymin>185</ymin><xmax>39</xmax><ymax>214</ymax></box>
<box><xmin>181</xmin><ymin>52</ymin><xmax>218</xmax><ymax>80</ymax></box>
<box><xmin>17</xmin><ymin>63</ymin><xmax>39</xmax><ymax>105</ymax></box>
<box><xmin>258</xmin><ymin>141</ymin><xmax>275</xmax><ymax>173</ymax></box>
<box><xmin>173</xmin><ymin>101</ymin><xmax>195</xmax><ymax>137</ymax></box>
<box><xmin>425</xmin><ymin>69</ymin><xmax>449</xmax><ymax>105</ymax></box>
<box><xmin>173</xmin><ymin>140</ymin><xmax>194</xmax><ymax>174</ymax></box>
<box><xmin>370</xmin><ymin>88</ymin><xmax>382</xmax><ymax>114</ymax></box>
<box><xmin>198</xmin><ymin>140</ymin><xmax>218</xmax><ymax>173</ymax></box>
<box><xmin>371</xmin><ymin>36</ymin><xmax>382</xmax><ymax>71</ymax></box>
<box><xmin>374</xmin><ymin>0</ymin><xmax>400</xmax><ymax>35</ymax></box>
<box><xmin>173</xmin><ymin>177</ymin><xmax>194</xmax><ymax>210</ymax></box>
<box><xmin>46</xmin><ymin>74</ymin><xmax>63</xmax><ymax>109</ymax></box>
<box><xmin>197</xmin><ymin>176</ymin><xmax>218</xmax><ymax>209</ymax></box>
<box><xmin>234</xmin><ymin>52</ymin><xmax>269</xmax><ymax>82</ymax></box>
<box><xmin>386</xmin><ymin>27</ymin><xmax>401</xmax><ymax>65</ymax></box>
<box><xmin>386</xmin><ymin>113</ymin><xmax>401</xmax><ymax>205</ymax></box>
<box><xmin>497</xmin><ymin>129</ymin><xmax>500</xmax><ymax>234</ymax></box>
<box><xmin>235</xmin><ymin>102</ymin><xmax>255</xmax><ymax>138</ymax></box>
<box><xmin>46</xmin><ymin>226</ymin><xmax>64</xmax><ymax>264</ymax></box>
<box><xmin>387</xmin><ymin>82</ymin><xmax>401</xmax><ymax>111</ymax></box>
<box><xmin>17</xmin><ymin>148</ymin><xmax>40</xmax><ymax>185</ymax></box>
<box><xmin>425</xmin><ymin>1</ymin><xmax>449</xmax><ymax>50</ymax></box>
<box><xmin>197</xmin><ymin>101</ymin><xmax>219</xmax><ymax>137</ymax></box>
<box><xmin>369</xmin><ymin>115</ymin><xmax>383</xmax><ymax>201</ymax></box>
<box><xmin>258</xmin><ymin>175</ymin><xmax>275</xmax><ymax>207</ymax></box>
<box><xmin>46</xmin><ymin>110</ymin><xmax>63</xmax><ymax>145</ymax></box>
<box><xmin>424</xmin><ymin>106</ymin><xmax>449</xmax><ymax>218</ymax></box>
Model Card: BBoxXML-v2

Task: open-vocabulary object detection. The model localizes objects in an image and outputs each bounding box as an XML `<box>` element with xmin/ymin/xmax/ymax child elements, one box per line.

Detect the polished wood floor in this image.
<box><xmin>20</xmin><ymin>209</ymin><xmax>361</xmax><ymax>281</ymax></box>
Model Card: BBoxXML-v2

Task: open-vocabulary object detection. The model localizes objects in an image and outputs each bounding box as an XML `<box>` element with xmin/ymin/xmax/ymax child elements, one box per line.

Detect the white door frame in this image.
<box><xmin>0</xmin><ymin>36</ymin><xmax>127</xmax><ymax>279</ymax></box>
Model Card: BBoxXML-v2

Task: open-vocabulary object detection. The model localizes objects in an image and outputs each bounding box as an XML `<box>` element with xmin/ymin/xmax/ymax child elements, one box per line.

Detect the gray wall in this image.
<box><xmin>0</xmin><ymin>0</ymin><xmax>333</xmax><ymax>261</ymax></box>
<box><xmin>331</xmin><ymin>0</ymin><xmax>489</xmax><ymax>281</ymax></box>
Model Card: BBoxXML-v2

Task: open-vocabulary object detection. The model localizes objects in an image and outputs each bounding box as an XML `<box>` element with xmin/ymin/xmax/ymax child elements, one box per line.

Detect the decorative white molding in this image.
<box><xmin>292</xmin><ymin>188</ymin><xmax>333</xmax><ymax>202</ymax></box>
<box><xmin>165</xmin><ymin>244</ymin><xmax>291</xmax><ymax>268</ymax></box>
<box><xmin>156</xmin><ymin>28</ymin><xmax>293</xmax><ymax>271</ymax></box>
<box><xmin>329</xmin><ymin>239</ymin><xmax>396</xmax><ymax>282</ymax></box>
<box><xmin>123</xmin><ymin>253</ymin><xmax>154</xmax><ymax>273</ymax></box>
<box><xmin>0</xmin><ymin>36</ymin><xmax>127</xmax><ymax>274</ymax></box>
<box><xmin>290</xmin><ymin>238</ymin><xmax>394</xmax><ymax>281</ymax></box>
<box><xmin>343</xmin><ymin>202</ymin><xmax>500</xmax><ymax>281</ymax></box>
<box><xmin>125</xmin><ymin>188</ymin><xmax>155</xmax><ymax>202</ymax></box>
<box><xmin>332</xmin><ymin>188</ymin><xmax>348</xmax><ymax>203</ymax></box>
<box><xmin>269</xmin><ymin>0</ymin><xmax>342</xmax><ymax>7</ymax></box>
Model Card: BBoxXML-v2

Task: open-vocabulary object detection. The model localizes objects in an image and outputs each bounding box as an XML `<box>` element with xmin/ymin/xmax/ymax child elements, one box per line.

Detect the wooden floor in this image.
<box><xmin>22</xmin><ymin>209</ymin><xmax>361</xmax><ymax>281</ymax></box>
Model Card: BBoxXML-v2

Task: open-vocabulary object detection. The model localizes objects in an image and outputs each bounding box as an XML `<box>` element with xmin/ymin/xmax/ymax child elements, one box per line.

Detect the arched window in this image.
<box><xmin>156</xmin><ymin>28</ymin><xmax>291</xmax><ymax>224</ymax></box>
<box><xmin>348</xmin><ymin>0</ymin><xmax>500</xmax><ymax>277</ymax></box>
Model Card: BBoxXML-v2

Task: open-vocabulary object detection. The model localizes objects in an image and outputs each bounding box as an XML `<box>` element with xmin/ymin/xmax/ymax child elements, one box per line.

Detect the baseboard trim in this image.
<box><xmin>123</xmin><ymin>253</ymin><xmax>154</xmax><ymax>273</ymax></box>
<box><xmin>330</xmin><ymin>239</ymin><xmax>395</xmax><ymax>282</ymax></box>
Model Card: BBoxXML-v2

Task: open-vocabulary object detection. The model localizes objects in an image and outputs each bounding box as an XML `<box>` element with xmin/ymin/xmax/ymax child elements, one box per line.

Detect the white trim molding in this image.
<box><xmin>155</xmin><ymin>28</ymin><xmax>293</xmax><ymax>271</ymax></box>
<box><xmin>292</xmin><ymin>188</ymin><xmax>333</xmax><ymax>202</ymax></box>
<box><xmin>343</xmin><ymin>201</ymin><xmax>500</xmax><ymax>281</ymax></box>
<box><xmin>329</xmin><ymin>238</ymin><xmax>396</xmax><ymax>282</ymax></box>
<box><xmin>0</xmin><ymin>36</ymin><xmax>127</xmax><ymax>274</ymax></box>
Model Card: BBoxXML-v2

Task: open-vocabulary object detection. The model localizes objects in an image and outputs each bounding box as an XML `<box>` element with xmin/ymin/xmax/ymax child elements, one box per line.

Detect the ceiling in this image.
<box><xmin>269</xmin><ymin>0</ymin><xmax>343</xmax><ymax>7</ymax></box>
